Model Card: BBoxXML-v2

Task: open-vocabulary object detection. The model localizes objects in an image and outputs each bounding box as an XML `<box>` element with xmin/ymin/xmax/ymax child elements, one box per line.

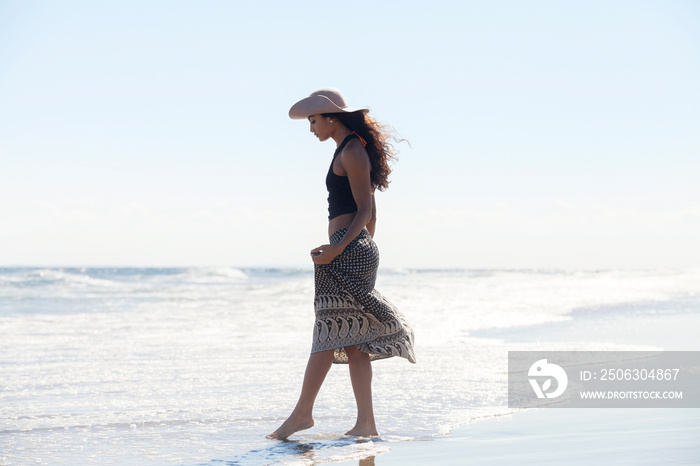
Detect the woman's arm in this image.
<box><xmin>366</xmin><ymin>193</ymin><xmax>376</xmax><ymax>238</ymax></box>
<box><xmin>311</xmin><ymin>142</ymin><xmax>374</xmax><ymax>264</ymax></box>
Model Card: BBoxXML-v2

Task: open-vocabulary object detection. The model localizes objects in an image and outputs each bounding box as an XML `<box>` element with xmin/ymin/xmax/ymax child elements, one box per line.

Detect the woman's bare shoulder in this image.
<box><xmin>338</xmin><ymin>138</ymin><xmax>370</xmax><ymax>170</ymax></box>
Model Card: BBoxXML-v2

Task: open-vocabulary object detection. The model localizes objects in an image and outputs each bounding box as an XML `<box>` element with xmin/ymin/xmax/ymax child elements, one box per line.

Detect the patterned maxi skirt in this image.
<box><xmin>312</xmin><ymin>228</ymin><xmax>416</xmax><ymax>364</ymax></box>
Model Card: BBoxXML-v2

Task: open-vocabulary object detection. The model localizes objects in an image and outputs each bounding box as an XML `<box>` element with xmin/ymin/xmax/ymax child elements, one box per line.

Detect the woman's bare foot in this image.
<box><xmin>266</xmin><ymin>413</ymin><xmax>314</xmax><ymax>440</ymax></box>
<box><xmin>345</xmin><ymin>422</ymin><xmax>378</xmax><ymax>437</ymax></box>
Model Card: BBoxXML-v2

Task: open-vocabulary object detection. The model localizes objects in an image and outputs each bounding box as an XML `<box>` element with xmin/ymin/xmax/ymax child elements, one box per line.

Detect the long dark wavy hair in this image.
<box><xmin>322</xmin><ymin>111</ymin><xmax>400</xmax><ymax>191</ymax></box>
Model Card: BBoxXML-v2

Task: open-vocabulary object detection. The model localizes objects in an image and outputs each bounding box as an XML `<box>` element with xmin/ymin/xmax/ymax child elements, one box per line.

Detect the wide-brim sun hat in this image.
<box><xmin>289</xmin><ymin>88</ymin><xmax>368</xmax><ymax>119</ymax></box>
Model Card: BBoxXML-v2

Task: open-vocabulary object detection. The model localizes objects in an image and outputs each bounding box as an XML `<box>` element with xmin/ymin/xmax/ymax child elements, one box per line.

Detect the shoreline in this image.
<box><xmin>3</xmin><ymin>268</ymin><xmax>698</xmax><ymax>465</ymax></box>
<box><xmin>336</xmin><ymin>301</ymin><xmax>700</xmax><ymax>465</ymax></box>
<box><xmin>340</xmin><ymin>407</ymin><xmax>700</xmax><ymax>465</ymax></box>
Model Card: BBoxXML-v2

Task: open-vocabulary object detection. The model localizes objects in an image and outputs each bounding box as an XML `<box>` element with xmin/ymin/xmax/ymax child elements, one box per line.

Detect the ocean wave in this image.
<box><xmin>0</xmin><ymin>268</ymin><xmax>121</xmax><ymax>289</ymax></box>
<box><xmin>180</xmin><ymin>266</ymin><xmax>248</xmax><ymax>282</ymax></box>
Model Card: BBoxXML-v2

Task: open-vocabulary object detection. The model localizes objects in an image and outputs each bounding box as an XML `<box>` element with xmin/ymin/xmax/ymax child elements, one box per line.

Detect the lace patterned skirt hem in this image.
<box><xmin>311</xmin><ymin>228</ymin><xmax>416</xmax><ymax>364</ymax></box>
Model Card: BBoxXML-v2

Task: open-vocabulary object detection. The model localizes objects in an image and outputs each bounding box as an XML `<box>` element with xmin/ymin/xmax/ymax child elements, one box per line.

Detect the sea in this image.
<box><xmin>1</xmin><ymin>267</ymin><xmax>699</xmax><ymax>465</ymax></box>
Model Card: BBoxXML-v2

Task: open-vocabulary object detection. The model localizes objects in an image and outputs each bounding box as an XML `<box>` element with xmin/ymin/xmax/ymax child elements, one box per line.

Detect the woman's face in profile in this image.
<box><xmin>308</xmin><ymin>114</ymin><xmax>332</xmax><ymax>142</ymax></box>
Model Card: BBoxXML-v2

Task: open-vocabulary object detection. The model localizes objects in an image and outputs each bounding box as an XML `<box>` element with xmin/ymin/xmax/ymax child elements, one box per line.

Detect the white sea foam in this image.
<box><xmin>181</xmin><ymin>266</ymin><xmax>248</xmax><ymax>282</ymax></box>
<box><xmin>0</xmin><ymin>267</ymin><xmax>698</xmax><ymax>464</ymax></box>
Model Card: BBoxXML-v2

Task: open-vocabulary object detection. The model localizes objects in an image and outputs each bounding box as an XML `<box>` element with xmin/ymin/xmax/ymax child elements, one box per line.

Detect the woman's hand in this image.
<box><xmin>310</xmin><ymin>244</ymin><xmax>342</xmax><ymax>265</ymax></box>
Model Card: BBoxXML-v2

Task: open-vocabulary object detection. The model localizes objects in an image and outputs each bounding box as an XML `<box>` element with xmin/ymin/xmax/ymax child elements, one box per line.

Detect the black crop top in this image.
<box><xmin>326</xmin><ymin>134</ymin><xmax>359</xmax><ymax>220</ymax></box>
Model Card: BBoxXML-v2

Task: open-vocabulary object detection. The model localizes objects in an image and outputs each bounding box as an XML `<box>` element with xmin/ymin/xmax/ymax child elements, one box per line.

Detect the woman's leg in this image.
<box><xmin>344</xmin><ymin>345</ymin><xmax>378</xmax><ymax>436</ymax></box>
<box><xmin>267</xmin><ymin>349</ymin><xmax>334</xmax><ymax>440</ymax></box>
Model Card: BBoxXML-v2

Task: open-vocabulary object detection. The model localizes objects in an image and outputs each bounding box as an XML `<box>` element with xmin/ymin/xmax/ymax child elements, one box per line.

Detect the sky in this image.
<box><xmin>1</xmin><ymin>0</ymin><xmax>699</xmax><ymax>269</ymax></box>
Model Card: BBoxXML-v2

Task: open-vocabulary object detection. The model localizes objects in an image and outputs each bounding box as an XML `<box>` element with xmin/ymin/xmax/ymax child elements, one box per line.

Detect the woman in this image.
<box><xmin>267</xmin><ymin>88</ymin><xmax>416</xmax><ymax>440</ymax></box>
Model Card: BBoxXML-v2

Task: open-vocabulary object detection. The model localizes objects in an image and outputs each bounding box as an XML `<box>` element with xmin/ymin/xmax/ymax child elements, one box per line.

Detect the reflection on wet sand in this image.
<box><xmin>360</xmin><ymin>454</ymin><xmax>376</xmax><ymax>466</ymax></box>
<box><xmin>217</xmin><ymin>435</ymin><xmax>385</xmax><ymax>465</ymax></box>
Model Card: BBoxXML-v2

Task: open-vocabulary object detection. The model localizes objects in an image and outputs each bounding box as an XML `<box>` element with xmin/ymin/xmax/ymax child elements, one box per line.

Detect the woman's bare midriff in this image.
<box><xmin>328</xmin><ymin>212</ymin><xmax>357</xmax><ymax>237</ymax></box>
